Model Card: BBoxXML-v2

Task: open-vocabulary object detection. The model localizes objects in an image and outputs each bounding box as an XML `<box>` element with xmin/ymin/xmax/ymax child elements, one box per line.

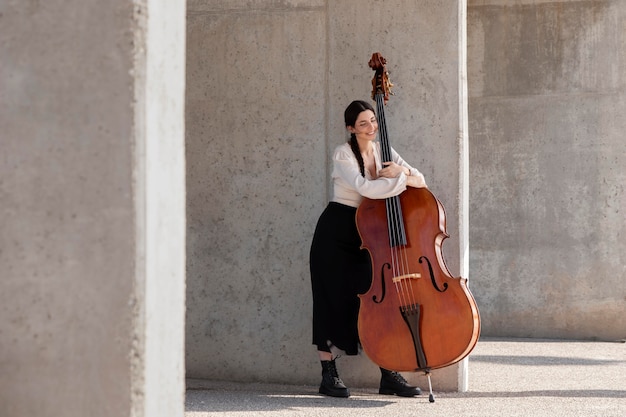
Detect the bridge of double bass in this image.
<box><xmin>391</xmin><ymin>273</ymin><xmax>421</xmax><ymax>283</ymax></box>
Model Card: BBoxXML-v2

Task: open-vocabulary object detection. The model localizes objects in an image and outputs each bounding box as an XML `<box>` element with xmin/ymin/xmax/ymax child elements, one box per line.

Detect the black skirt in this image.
<box><xmin>309</xmin><ymin>202</ymin><xmax>372</xmax><ymax>355</ymax></box>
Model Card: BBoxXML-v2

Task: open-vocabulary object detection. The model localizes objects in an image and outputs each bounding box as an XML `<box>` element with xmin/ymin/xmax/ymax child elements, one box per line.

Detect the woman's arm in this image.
<box><xmin>406</xmin><ymin>171</ymin><xmax>427</xmax><ymax>188</ymax></box>
<box><xmin>379</xmin><ymin>147</ymin><xmax>427</xmax><ymax>188</ymax></box>
<box><xmin>333</xmin><ymin>146</ymin><xmax>408</xmax><ymax>199</ymax></box>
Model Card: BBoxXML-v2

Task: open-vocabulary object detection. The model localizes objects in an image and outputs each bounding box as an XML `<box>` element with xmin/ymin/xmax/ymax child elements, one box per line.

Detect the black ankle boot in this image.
<box><xmin>379</xmin><ymin>368</ymin><xmax>421</xmax><ymax>397</ymax></box>
<box><xmin>319</xmin><ymin>359</ymin><xmax>350</xmax><ymax>398</ymax></box>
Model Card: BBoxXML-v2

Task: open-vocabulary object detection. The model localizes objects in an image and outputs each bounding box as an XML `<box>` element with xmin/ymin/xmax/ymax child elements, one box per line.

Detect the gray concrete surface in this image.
<box><xmin>0</xmin><ymin>1</ymin><xmax>186</xmax><ymax>416</ymax></box>
<box><xmin>185</xmin><ymin>0</ymin><xmax>626</xmax><ymax>396</ymax></box>
<box><xmin>185</xmin><ymin>338</ymin><xmax>626</xmax><ymax>416</ymax></box>
<box><xmin>3</xmin><ymin>0</ymin><xmax>625</xmax><ymax>415</ymax></box>
<box><xmin>185</xmin><ymin>0</ymin><xmax>469</xmax><ymax>391</ymax></box>
<box><xmin>467</xmin><ymin>0</ymin><xmax>626</xmax><ymax>340</ymax></box>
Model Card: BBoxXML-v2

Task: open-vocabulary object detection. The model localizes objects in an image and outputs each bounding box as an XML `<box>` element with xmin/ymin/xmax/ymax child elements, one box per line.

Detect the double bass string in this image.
<box><xmin>375</xmin><ymin>93</ymin><xmax>417</xmax><ymax>309</ymax></box>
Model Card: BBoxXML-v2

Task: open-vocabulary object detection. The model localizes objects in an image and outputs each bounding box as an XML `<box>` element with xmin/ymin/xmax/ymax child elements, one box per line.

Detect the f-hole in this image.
<box><xmin>372</xmin><ymin>262</ymin><xmax>390</xmax><ymax>303</ymax></box>
<box><xmin>419</xmin><ymin>256</ymin><xmax>448</xmax><ymax>293</ymax></box>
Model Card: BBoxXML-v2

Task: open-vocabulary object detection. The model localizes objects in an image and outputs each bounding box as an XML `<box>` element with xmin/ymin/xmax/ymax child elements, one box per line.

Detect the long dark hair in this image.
<box><xmin>344</xmin><ymin>100</ymin><xmax>375</xmax><ymax>177</ymax></box>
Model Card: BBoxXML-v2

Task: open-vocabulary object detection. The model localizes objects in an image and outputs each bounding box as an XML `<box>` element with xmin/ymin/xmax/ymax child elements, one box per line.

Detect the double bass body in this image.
<box><xmin>355</xmin><ymin>52</ymin><xmax>480</xmax><ymax>375</ymax></box>
<box><xmin>356</xmin><ymin>171</ymin><xmax>480</xmax><ymax>373</ymax></box>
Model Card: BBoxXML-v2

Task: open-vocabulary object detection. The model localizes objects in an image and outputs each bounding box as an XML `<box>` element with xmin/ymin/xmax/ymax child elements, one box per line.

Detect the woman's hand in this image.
<box><xmin>378</xmin><ymin>162</ymin><xmax>407</xmax><ymax>178</ymax></box>
<box><xmin>407</xmin><ymin>174</ymin><xmax>427</xmax><ymax>188</ymax></box>
<box><xmin>379</xmin><ymin>162</ymin><xmax>427</xmax><ymax>188</ymax></box>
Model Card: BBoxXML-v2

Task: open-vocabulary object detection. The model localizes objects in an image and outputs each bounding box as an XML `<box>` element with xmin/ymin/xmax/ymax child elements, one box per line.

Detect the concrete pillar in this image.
<box><xmin>0</xmin><ymin>1</ymin><xmax>186</xmax><ymax>416</ymax></box>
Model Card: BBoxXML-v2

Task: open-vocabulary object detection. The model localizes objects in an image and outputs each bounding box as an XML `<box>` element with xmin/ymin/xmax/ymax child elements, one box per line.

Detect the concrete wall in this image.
<box><xmin>185</xmin><ymin>0</ymin><xmax>469</xmax><ymax>390</ymax></box>
<box><xmin>467</xmin><ymin>0</ymin><xmax>626</xmax><ymax>340</ymax></box>
<box><xmin>0</xmin><ymin>1</ymin><xmax>186</xmax><ymax>416</ymax></box>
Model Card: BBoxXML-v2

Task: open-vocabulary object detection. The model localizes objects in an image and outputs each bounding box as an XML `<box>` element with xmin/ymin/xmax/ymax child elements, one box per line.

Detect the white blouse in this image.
<box><xmin>331</xmin><ymin>142</ymin><xmax>425</xmax><ymax>208</ymax></box>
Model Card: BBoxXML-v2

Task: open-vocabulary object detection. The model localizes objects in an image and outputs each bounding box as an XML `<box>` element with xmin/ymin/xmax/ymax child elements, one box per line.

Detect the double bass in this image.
<box><xmin>356</xmin><ymin>53</ymin><xmax>480</xmax><ymax>402</ymax></box>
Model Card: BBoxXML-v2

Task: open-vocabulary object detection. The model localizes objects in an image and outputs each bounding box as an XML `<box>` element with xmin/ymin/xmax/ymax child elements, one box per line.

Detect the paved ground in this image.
<box><xmin>185</xmin><ymin>338</ymin><xmax>626</xmax><ymax>417</ymax></box>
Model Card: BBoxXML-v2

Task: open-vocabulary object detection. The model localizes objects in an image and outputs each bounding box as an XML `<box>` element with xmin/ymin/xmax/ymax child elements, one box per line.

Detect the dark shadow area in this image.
<box><xmin>479</xmin><ymin>337</ymin><xmax>626</xmax><ymax>344</ymax></box>
<box><xmin>471</xmin><ymin>354</ymin><xmax>625</xmax><ymax>366</ymax></box>
<box><xmin>185</xmin><ymin>389</ymin><xmax>396</xmax><ymax>413</ymax></box>
<box><xmin>447</xmin><ymin>389</ymin><xmax>626</xmax><ymax>399</ymax></box>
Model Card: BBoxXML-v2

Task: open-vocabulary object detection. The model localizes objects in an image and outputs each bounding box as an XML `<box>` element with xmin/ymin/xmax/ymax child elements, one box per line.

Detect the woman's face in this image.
<box><xmin>349</xmin><ymin>110</ymin><xmax>378</xmax><ymax>143</ymax></box>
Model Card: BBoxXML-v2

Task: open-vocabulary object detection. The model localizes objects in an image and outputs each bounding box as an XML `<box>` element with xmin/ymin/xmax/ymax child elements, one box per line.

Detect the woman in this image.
<box><xmin>310</xmin><ymin>100</ymin><xmax>428</xmax><ymax>398</ymax></box>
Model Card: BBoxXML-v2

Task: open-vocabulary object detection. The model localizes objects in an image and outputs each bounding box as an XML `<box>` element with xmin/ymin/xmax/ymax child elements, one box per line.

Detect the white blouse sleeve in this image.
<box><xmin>390</xmin><ymin>146</ymin><xmax>426</xmax><ymax>184</ymax></box>
<box><xmin>332</xmin><ymin>145</ymin><xmax>408</xmax><ymax>200</ymax></box>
